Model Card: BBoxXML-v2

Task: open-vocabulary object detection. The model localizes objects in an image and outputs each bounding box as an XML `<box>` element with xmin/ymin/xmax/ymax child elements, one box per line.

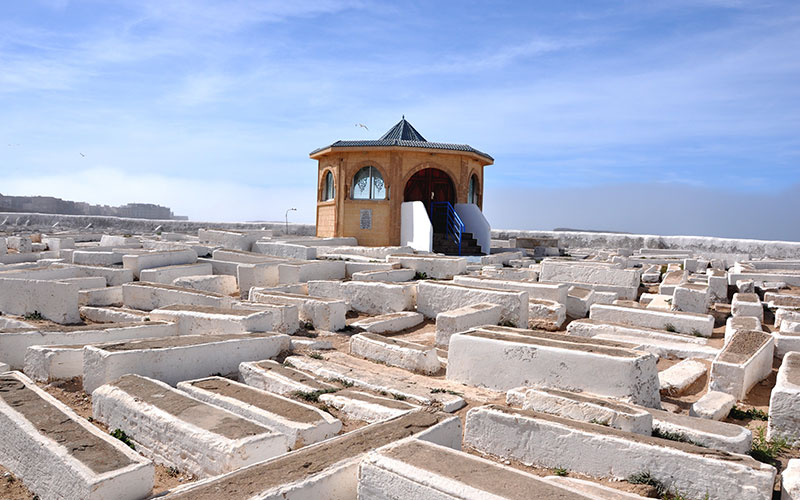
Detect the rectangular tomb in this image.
<box><xmin>358</xmin><ymin>438</ymin><xmax>600</xmax><ymax>500</ymax></box>
<box><xmin>589</xmin><ymin>303</ymin><xmax>715</xmax><ymax>337</ymax></box>
<box><xmin>92</xmin><ymin>374</ymin><xmax>286</xmax><ymax>477</ymax></box>
<box><xmin>464</xmin><ymin>405</ymin><xmax>775</xmax><ymax>500</ymax></box>
<box><xmin>177</xmin><ymin>376</ymin><xmax>341</xmax><ymax>449</ymax></box>
<box><xmin>416</xmin><ymin>280</ymin><xmax>528</xmax><ymax>327</ymax></box>
<box><xmin>0</xmin><ymin>372</ymin><xmax>153</xmax><ymax>500</ymax></box>
<box><xmin>0</xmin><ymin>321</ymin><xmax>178</xmax><ymax>369</ymax></box>
<box><xmin>447</xmin><ymin>325</ymin><xmax>660</xmax><ymax>407</ymax></box>
<box><xmin>159</xmin><ymin>411</ymin><xmax>459</xmax><ymax>500</ymax></box>
<box><xmin>709</xmin><ymin>329</ymin><xmax>774</xmax><ymax>400</ymax></box>
<box><xmin>83</xmin><ymin>332</ymin><xmax>290</xmax><ymax>393</ymax></box>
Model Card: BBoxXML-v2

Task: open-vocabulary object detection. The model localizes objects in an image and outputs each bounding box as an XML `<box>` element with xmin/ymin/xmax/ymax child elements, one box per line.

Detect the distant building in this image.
<box><xmin>310</xmin><ymin>117</ymin><xmax>493</xmax><ymax>254</ymax></box>
<box><xmin>0</xmin><ymin>193</ymin><xmax>179</xmax><ymax>220</ymax></box>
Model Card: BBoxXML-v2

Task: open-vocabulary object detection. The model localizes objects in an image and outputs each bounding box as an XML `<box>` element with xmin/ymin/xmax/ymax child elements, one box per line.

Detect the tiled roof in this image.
<box><xmin>379</xmin><ymin>118</ymin><xmax>427</xmax><ymax>141</ymax></box>
<box><xmin>310</xmin><ymin>117</ymin><xmax>493</xmax><ymax>161</ymax></box>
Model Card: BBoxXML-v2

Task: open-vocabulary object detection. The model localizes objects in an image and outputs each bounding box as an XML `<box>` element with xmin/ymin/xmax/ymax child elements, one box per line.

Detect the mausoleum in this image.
<box><xmin>310</xmin><ymin>117</ymin><xmax>493</xmax><ymax>254</ymax></box>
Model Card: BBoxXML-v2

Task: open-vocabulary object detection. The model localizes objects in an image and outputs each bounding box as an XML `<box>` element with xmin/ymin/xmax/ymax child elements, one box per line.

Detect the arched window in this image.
<box><xmin>468</xmin><ymin>174</ymin><xmax>479</xmax><ymax>204</ymax></box>
<box><xmin>352</xmin><ymin>166</ymin><xmax>386</xmax><ymax>200</ymax></box>
<box><xmin>322</xmin><ymin>171</ymin><xmax>335</xmax><ymax>201</ymax></box>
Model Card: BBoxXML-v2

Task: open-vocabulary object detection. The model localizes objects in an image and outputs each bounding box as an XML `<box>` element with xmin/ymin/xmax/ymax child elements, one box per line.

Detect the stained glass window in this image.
<box><xmin>352</xmin><ymin>166</ymin><xmax>386</xmax><ymax>200</ymax></box>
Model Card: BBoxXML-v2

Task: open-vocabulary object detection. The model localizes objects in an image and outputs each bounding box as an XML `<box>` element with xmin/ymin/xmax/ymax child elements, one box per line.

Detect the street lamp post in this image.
<box><xmin>285</xmin><ymin>208</ymin><xmax>297</xmax><ymax>236</ymax></box>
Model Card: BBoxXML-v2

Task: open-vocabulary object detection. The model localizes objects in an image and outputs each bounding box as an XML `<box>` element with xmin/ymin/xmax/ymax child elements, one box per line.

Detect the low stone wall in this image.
<box><xmin>0</xmin><ymin>211</ymin><xmax>316</xmax><ymax>235</ymax></box>
<box><xmin>493</xmin><ymin>228</ymin><xmax>800</xmax><ymax>259</ymax></box>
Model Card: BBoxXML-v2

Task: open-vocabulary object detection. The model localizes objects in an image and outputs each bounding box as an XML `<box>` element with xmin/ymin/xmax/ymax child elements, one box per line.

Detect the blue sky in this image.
<box><xmin>1</xmin><ymin>1</ymin><xmax>799</xmax><ymax>240</ymax></box>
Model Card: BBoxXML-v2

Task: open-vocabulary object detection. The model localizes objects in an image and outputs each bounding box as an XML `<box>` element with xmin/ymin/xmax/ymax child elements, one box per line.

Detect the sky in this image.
<box><xmin>1</xmin><ymin>1</ymin><xmax>799</xmax><ymax>240</ymax></box>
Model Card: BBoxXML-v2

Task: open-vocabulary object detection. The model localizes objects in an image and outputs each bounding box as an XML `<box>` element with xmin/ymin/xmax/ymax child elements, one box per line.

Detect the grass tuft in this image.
<box><xmin>664</xmin><ymin>323</ymin><xmax>677</xmax><ymax>333</ymax></box>
<box><xmin>750</xmin><ymin>426</ymin><xmax>789</xmax><ymax>465</ymax></box>
<box><xmin>728</xmin><ymin>406</ymin><xmax>768</xmax><ymax>421</ymax></box>
<box><xmin>291</xmin><ymin>388</ymin><xmax>338</xmax><ymax>403</ymax></box>
<box><xmin>22</xmin><ymin>311</ymin><xmax>44</xmax><ymax>321</ymax></box>
<box><xmin>628</xmin><ymin>471</ymin><xmax>667</xmax><ymax>497</ymax></box>
<box><xmin>110</xmin><ymin>429</ymin><xmax>136</xmax><ymax>450</ymax></box>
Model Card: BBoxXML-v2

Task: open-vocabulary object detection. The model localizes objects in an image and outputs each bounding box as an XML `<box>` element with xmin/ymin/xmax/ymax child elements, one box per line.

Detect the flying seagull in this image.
<box><xmin>355</xmin><ymin>123</ymin><xmax>369</xmax><ymax>131</ymax></box>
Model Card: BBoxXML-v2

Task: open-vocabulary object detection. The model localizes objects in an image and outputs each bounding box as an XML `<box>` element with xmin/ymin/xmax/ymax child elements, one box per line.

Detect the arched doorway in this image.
<box><xmin>404</xmin><ymin>168</ymin><xmax>455</xmax><ymax>233</ymax></box>
<box><xmin>404</xmin><ymin>168</ymin><xmax>455</xmax><ymax>211</ymax></box>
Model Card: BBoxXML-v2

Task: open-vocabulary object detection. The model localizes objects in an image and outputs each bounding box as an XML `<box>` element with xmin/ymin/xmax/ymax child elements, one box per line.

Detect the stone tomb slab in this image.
<box><xmin>0</xmin><ymin>372</ymin><xmax>153</xmax><ymax>500</ymax></box>
<box><xmin>589</xmin><ymin>303</ymin><xmax>714</xmax><ymax>337</ymax></box>
<box><xmin>92</xmin><ymin>374</ymin><xmax>286</xmax><ymax>477</ymax></box>
<box><xmin>435</xmin><ymin>302</ymin><xmax>503</xmax><ymax>348</ymax></box>
<box><xmin>83</xmin><ymin>332</ymin><xmax>290</xmax><ymax>393</ymax></box>
<box><xmin>177</xmin><ymin>376</ymin><xmax>341</xmax><ymax>449</ymax></box>
<box><xmin>645</xmin><ymin>407</ymin><xmax>751</xmax><ymax>454</ymax></box>
<box><xmin>505</xmin><ymin>386</ymin><xmax>652</xmax><ymax>435</ymax></box>
<box><xmin>285</xmin><ymin>351</ymin><xmax>469</xmax><ymax>412</ymax></box>
<box><xmin>149</xmin><ymin>304</ymin><xmax>276</xmax><ymax>335</ymax></box>
<box><xmin>239</xmin><ymin>359</ymin><xmax>337</xmax><ymax>395</ymax></box>
<box><xmin>0</xmin><ymin>321</ymin><xmax>178</xmax><ymax>369</ymax></box>
<box><xmin>160</xmin><ymin>411</ymin><xmax>459</xmax><ymax>500</ymax></box>
<box><xmin>358</xmin><ymin>438</ymin><xmax>602</xmax><ymax>500</ymax></box>
<box><xmin>768</xmin><ymin>352</ymin><xmax>800</xmax><ymax>445</ymax></box>
<box><xmin>350</xmin><ymin>311</ymin><xmax>424</xmax><ymax>334</ymax></box>
<box><xmin>709</xmin><ymin>329</ymin><xmax>774</xmax><ymax>400</ymax></box>
<box><xmin>464</xmin><ymin>405</ymin><xmax>775</xmax><ymax>500</ymax></box>
<box><xmin>446</xmin><ymin>326</ymin><xmax>660</xmax><ymax>407</ymax></box>
<box><xmin>319</xmin><ymin>389</ymin><xmax>419</xmax><ymax>423</ymax></box>
<box><xmin>349</xmin><ymin>332</ymin><xmax>441</xmax><ymax>375</ymax></box>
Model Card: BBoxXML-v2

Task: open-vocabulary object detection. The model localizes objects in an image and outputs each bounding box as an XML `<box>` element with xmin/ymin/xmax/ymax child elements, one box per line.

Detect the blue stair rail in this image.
<box><xmin>431</xmin><ymin>202</ymin><xmax>465</xmax><ymax>255</ymax></box>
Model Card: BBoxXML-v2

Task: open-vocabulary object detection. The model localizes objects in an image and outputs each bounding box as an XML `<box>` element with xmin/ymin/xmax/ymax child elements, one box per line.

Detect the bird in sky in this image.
<box><xmin>79</xmin><ymin>153</ymin><xmax>85</xmax><ymax>157</ymax></box>
<box><xmin>355</xmin><ymin>123</ymin><xmax>368</xmax><ymax>131</ymax></box>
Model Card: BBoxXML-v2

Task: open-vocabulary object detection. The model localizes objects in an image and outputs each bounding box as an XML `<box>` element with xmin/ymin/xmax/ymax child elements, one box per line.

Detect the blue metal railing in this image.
<box><xmin>431</xmin><ymin>202</ymin><xmax>465</xmax><ymax>255</ymax></box>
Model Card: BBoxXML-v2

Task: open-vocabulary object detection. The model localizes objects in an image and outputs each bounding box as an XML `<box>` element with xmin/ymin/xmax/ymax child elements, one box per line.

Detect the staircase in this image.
<box><xmin>433</xmin><ymin>231</ymin><xmax>484</xmax><ymax>256</ymax></box>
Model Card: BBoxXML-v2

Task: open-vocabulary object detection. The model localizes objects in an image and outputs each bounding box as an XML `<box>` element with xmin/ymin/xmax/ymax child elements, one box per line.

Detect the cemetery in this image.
<box><xmin>2</xmin><ymin>120</ymin><xmax>800</xmax><ymax>499</ymax></box>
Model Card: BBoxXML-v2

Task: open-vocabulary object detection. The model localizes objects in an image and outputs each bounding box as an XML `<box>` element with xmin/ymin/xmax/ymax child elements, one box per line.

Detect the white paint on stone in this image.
<box><xmin>464</xmin><ymin>405</ymin><xmax>775</xmax><ymax>500</ymax></box>
<box><xmin>709</xmin><ymin>330</ymin><xmax>774</xmax><ymax>400</ymax></box>
<box><xmin>350</xmin><ymin>333</ymin><xmax>441</xmax><ymax>375</ymax></box>
<box><xmin>447</xmin><ymin>326</ymin><xmax>660</xmax><ymax>407</ymax></box>
<box><xmin>690</xmin><ymin>391</ymin><xmax>736</xmax><ymax>421</ymax></box>
<box><xmin>589</xmin><ymin>304</ymin><xmax>714</xmax><ymax>337</ymax></box>
<box><xmin>0</xmin><ymin>371</ymin><xmax>154</xmax><ymax>500</ymax></box>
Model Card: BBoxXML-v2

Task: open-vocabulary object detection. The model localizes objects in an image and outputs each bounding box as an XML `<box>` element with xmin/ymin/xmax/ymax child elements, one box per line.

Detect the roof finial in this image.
<box><xmin>402</xmin><ymin>114</ymin><xmax>405</xmax><ymax>120</ymax></box>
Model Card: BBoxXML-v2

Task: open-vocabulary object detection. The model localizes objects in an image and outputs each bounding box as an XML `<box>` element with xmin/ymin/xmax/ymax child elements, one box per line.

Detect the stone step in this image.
<box><xmin>177</xmin><ymin>376</ymin><xmax>341</xmax><ymax>449</ymax></box>
<box><xmin>159</xmin><ymin>411</ymin><xmax>459</xmax><ymax>499</ymax></box>
<box><xmin>464</xmin><ymin>405</ymin><xmax>775</xmax><ymax>500</ymax></box>
<box><xmin>83</xmin><ymin>332</ymin><xmax>290</xmax><ymax>393</ymax></box>
<box><xmin>0</xmin><ymin>372</ymin><xmax>153</xmax><ymax>500</ymax></box>
<box><xmin>92</xmin><ymin>374</ymin><xmax>286</xmax><ymax>477</ymax></box>
<box><xmin>284</xmin><ymin>351</ymin><xmax>471</xmax><ymax>412</ymax></box>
